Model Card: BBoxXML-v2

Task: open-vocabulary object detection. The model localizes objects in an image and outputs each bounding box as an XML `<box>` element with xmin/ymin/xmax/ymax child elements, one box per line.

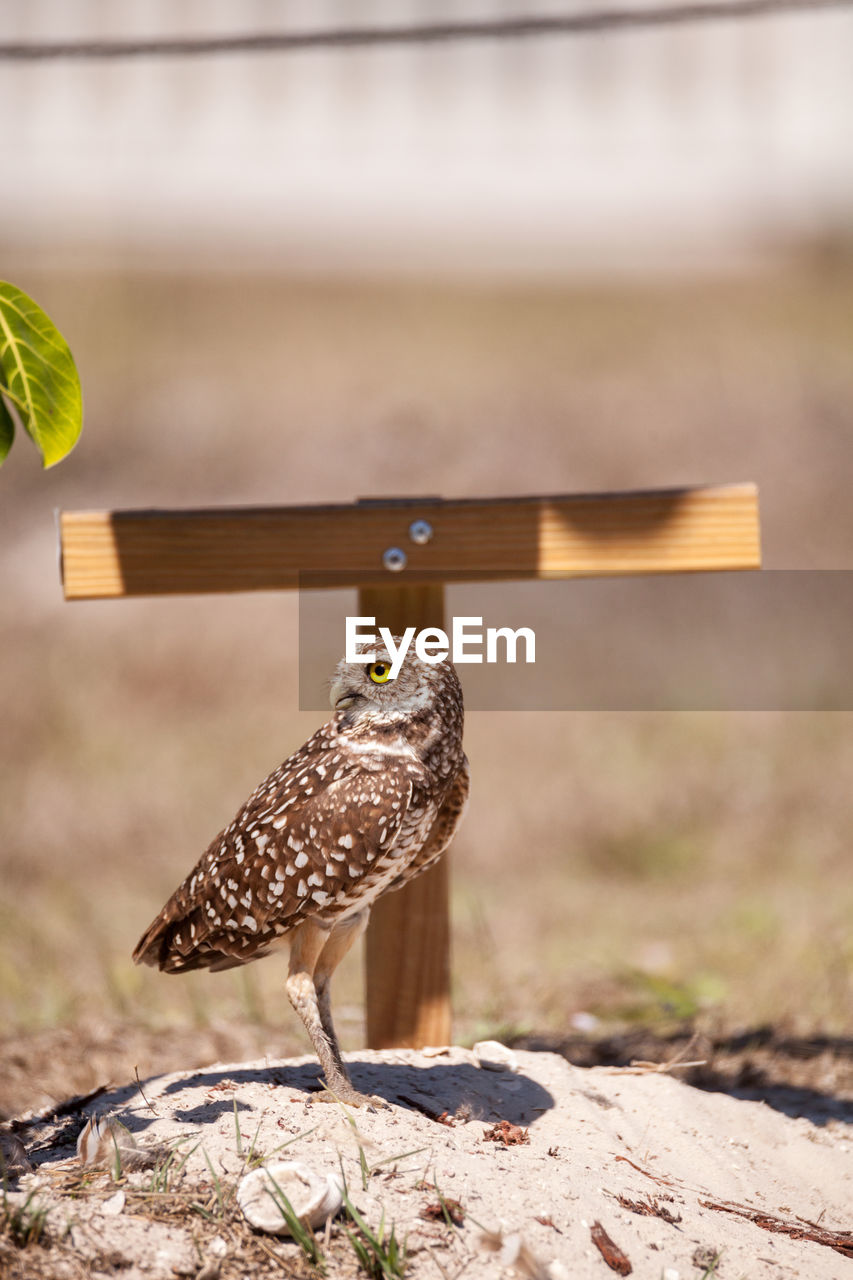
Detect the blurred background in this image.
<box><xmin>1</xmin><ymin>0</ymin><xmax>852</xmax><ymax>1115</ymax></box>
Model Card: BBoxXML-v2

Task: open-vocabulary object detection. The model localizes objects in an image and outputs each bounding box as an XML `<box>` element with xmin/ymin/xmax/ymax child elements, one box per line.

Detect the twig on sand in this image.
<box><xmin>699</xmin><ymin>1199</ymin><xmax>853</xmax><ymax>1259</ymax></box>
<box><xmin>604</xmin><ymin>1034</ymin><xmax>708</xmax><ymax>1076</ymax></box>
<box><xmin>590</xmin><ymin>1220</ymin><xmax>632</xmax><ymax>1275</ymax></box>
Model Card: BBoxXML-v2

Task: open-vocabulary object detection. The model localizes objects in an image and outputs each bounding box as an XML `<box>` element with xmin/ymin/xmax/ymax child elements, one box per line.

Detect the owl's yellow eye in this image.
<box><xmin>369</xmin><ymin>661</ymin><xmax>392</xmax><ymax>684</ymax></box>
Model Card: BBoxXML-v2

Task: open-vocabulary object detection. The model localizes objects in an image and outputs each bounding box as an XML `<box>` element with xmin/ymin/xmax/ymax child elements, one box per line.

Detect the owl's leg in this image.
<box><xmin>286</xmin><ymin>919</ymin><xmax>355</xmax><ymax>1102</ymax></box>
<box><xmin>312</xmin><ymin>911</ymin><xmax>384</xmax><ymax>1108</ymax></box>
<box><xmin>314</xmin><ymin>910</ymin><xmax>370</xmax><ymax>1069</ymax></box>
<box><xmin>286</xmin><ymin>916</ymin><xmax>379</xmax><ymax>1107</ymax></box>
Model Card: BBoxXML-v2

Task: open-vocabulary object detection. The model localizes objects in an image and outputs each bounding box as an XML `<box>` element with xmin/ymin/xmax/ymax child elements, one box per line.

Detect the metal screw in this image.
<box><xmin>382</xmin><ymin>547</ymin><xmax>407</xmax><ymax>573</ymax></box>
<box><xmin>408</xmin><ymin>519</ymin><xmax>433</xmax><ymax>545</ymax></box>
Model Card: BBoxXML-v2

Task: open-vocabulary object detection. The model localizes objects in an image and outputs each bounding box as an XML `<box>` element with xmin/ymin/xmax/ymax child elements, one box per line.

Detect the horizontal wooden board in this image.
<box><xmin>59</xmin><ymin>483</ymin><xmax>760</xmax><ymax>599</ymax></box>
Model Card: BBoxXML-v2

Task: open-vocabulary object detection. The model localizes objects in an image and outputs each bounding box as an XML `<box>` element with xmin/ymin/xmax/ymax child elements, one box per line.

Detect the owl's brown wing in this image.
<box><xmin>133</xmin><ymin>754</ymin><xmax>423</xmax><ymax>974</ymax></box>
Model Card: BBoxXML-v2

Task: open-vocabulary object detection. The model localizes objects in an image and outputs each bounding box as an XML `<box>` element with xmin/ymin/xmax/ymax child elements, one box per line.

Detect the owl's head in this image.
<box><xmin>329</xmin><ymin>636</ymin><xmax>463</xmax><ymax>730</ymax></box>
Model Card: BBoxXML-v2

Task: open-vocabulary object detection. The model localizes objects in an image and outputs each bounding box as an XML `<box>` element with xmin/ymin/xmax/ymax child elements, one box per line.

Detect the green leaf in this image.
<box><xmin>0</xmin><ymin>281</ymin><xmax>82</xmax><ymax>468</ymax></box>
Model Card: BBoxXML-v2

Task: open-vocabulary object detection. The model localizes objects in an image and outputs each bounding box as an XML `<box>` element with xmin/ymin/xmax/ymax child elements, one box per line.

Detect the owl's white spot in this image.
<box><xmin>307</xmin><ymin>872</ymin><xmax>323</xmax><ymax>888</ymax></box>
<box><xmin>272</xmin><ymin>817</ymin><xmax>287</xmax><ymax>829</ymax></box>
<box><xmin>311</xmin><ymin>890</ymin><xmax>329</xmax><ymax>905</ymax></box>
<box><xmin>348</xmin><ymin>864</ymin><xmax>361</xmax><ymax>877</ymax></box>
<box><xmin>174</xmin><ymin>932</ymin><xmax>182</xmax><ymax>947</ymax></box>
<box><xmin>271</xmin><ymin>881</ymin><xmax>284</xmax><ymax>897</ymax></box>
<box><xmin>235</xmin><ymin>850</ymin><xmax>245</xmax><ymax>865</ymax></box>
<box><xmin>315</xmin><ymin>764</ymin><xmax>326</xmax><ymax>779</ymax></box>
<box><xmin>294</xmin><ymin>851</ymin><xmax>308</xmax><ymax>869</ymax></box>
<box><xmin>285</xmin><ymin>862</ymin><xmax>296</xmax><ymax>876</ymax></box>
<box><xmin>309</xmin><ymin>826</ymin><xmax>317</xmax><ymax>840</ymax></box>
<box><xmin>330</xmin><ymin>850</ymin><xmax>345</xmax><ymax>862</ymax></box>
<box><xmin>274</xmin><ymin>866</ymin><xmax>287</xmax><ymax>882</ymax></box>
<box><xmin>287</xmin><ymin>836</ymin><xmax>304</xmax><ymax>853</ymax></box>
<box><xmin>260</xmin><ymin>864</ymin><xmax>270</xmax><ymax>879</ymax></box>
<box><xmin>337</xmin><ymin>834</ymin><xmax>353</xmax><ymax>849</ymax></box>
<box><xmin>296</xmin><ymin>879</ymin><xmax>308</xmax><ymax>898</ymax></box>
<box><xmin>227</xmin><ymin>879</ymin><xmax>239</xmax><ymax>892</ymax></box>
<box><xmin>325</xmin><ymin>863</ymin><xmax>336</xmax><ymax>877</ymax></box>
<box><xmin>243</xmin><ymin>915</ymin><xmax>258</xmax><ymax>932</ymax></box>
<box><xmin>227</xmin><ymin>893</ymin><xmax>237</xmax><ymax>909</ymax></box>
<box><xmin>241</xmin><ymin>892</ymin><xmax>253</xmax><ymax>909</ymax></box>
<box><xmin>256</xmin><ymin>834</ymin><xmax>269</xmax><ymax>853</ymax></box>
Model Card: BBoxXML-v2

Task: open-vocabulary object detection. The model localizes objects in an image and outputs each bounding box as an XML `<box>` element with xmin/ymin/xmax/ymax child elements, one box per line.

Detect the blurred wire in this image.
<box><xmin>0</xmin><ymin>0</ymin><xmax>851</xmax><ymax>61</ymax></box>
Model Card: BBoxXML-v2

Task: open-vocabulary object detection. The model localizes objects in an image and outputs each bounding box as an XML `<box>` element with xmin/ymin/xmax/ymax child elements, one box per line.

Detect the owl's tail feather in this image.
<box><xmin>133</xmin><ymin>902</ymin><xmax>257</xmax><ymax>974</ymax></box>
<box><xmin>133</xmin><ymin>912</ymin><xmax>191</xmax><ymax>971</ymax></box>
<box><xmin>133</xmin><ymin>909</ymin><xmax>235</xmax><ymax>974</ymax></box>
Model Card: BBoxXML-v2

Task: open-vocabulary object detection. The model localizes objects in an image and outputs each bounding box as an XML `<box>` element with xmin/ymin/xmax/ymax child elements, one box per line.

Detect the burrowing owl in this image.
<box><xmin>133</xmin><ymin>642</ymin><xmax>468</xmax><ymax>1106</ymax></box>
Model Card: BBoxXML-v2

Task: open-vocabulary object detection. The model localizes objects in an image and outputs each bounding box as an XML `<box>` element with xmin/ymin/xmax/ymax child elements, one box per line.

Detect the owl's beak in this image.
<box><xmin>330</xmin><ymin>677</ymin><xmax>357</xmax><ymax>711</ymax></box>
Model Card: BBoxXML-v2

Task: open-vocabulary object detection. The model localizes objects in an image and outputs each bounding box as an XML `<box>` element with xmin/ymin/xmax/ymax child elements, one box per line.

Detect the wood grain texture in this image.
<box><xmin>361</xmin><ymin>583</ymin><xmax>451</xmax><ymax>1050</ymax></box>
<box><xmin>59</xmin><ymin>483</ymin><xmax>760</xmax><ymax>599</ymax></box>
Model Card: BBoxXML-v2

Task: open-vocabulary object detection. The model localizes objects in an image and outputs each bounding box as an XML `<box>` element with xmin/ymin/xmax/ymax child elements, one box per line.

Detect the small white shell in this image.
<box><xmin>237</xmin><ymin>1160</ymin><xmax>343</xmax><ymax>1235</ymax></box>
<box><xmin>473</xmin><ymin>1040</ymin><xmax>520</xmax><ymax>1073</ymax></box>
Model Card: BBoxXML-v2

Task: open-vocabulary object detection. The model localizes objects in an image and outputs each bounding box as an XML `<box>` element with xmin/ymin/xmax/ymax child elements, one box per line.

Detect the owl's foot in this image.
<box><xmin>312</xmin><ymin>1083</ymin><xmax>390</xmax><ymax>1111</ymax></box>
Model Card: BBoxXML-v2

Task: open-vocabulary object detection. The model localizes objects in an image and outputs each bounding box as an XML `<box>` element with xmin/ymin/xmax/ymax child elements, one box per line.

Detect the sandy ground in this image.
<box><xmin>3</xmin><ymin>1046</ymin><xmax>851</xmax><ymax>1280</ymax></box>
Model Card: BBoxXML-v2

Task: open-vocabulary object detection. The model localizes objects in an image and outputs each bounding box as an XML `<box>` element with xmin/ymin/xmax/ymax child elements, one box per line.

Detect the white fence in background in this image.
<box><xmin>2</xmin><ymin>0</ymin><xmax>852</xmax><ymax>274</ymax></box>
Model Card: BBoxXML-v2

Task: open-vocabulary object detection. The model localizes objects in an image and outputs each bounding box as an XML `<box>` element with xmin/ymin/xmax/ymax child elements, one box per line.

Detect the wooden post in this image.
<box><xmin>358</xmin><ymin>583</ymin><xmax>451</xmax><ymax>1049</ymax></box>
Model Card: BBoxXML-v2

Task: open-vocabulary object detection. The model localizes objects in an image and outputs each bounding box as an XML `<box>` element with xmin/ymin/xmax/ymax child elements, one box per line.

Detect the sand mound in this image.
<box><xmin>3</xmin><ymin>1047</ymin><xmax>851</xmax><ymax>1279</ymax></box>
